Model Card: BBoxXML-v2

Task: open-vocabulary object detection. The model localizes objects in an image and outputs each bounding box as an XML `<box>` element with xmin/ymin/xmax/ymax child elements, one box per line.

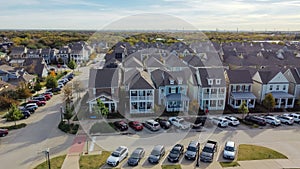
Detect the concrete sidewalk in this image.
<box><xmin>226</xmin><ymin>159</ymin><xmax>300</xmax><ymax>169</ymax></box>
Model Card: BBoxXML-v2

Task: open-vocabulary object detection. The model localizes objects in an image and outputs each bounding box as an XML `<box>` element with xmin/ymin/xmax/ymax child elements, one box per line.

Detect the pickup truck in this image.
<box><xmin>168</xmin><ymin>117</ymin><xmax>190</xmax><ymax>130</ymax></box>
<box><xmin>200</xmin><ymin>140</ymin><xmax>218</xmax><ymax>162</ymax></box>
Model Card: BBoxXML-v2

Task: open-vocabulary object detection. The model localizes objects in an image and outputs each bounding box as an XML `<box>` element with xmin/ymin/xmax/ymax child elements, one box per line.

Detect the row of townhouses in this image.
<box><xmin>7</xmin><ymin>41</ymin><xmax>95</xmax><ymax>64</ymax></box>
<box><xmin>87</xmin><ymin>41</ymin><xmax>300</xmax><ymax>114</ymax></box>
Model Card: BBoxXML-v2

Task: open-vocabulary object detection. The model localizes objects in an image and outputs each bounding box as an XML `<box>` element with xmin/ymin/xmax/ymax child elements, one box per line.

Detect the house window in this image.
<box><xmin>216</xmin><ymin>79</ymin><xmax>221</xmax><ymax>85</ymax></box>
<box><xmin>276</xmin><ymin>85</ymin><xmax>279</xmax><ymax>91</ymax></box>
<box><xmin>283</xmin><ymin>85</ymin><xmax>286</xmax><ymax>90</ymax></box>
<box><xmin>171</xmin><ymin>87</ymin><xmax>176</xmax><ymax>94</ymax></box>
<box><xmin>270</xmin><ymin>85</ymin><xmax>273</xmax><ymax>91</ymax></box>
<box><xmin>170</xmin><ymin>79</ymin><xmax>174</xmax><ymax>85</ymax></box>
<box><xmin>208</xmin><ymin>79</ymin><xmax>213</xmax><ymax>85</ymax></box>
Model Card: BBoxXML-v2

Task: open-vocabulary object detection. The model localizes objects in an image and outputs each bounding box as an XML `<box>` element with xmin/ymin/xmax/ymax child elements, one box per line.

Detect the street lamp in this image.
<box><xmin>43</xmin><ymin>148</ymin><xmax>51</xmax><ymax>169</ymax></box>
<box><xmin>60</xmin><ymin>106</ymin><xmax>64</xmax><ymax>122</ymax></box>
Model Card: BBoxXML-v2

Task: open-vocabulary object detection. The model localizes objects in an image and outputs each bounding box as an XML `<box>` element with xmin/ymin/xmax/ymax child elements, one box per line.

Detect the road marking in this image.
<box><xmin>89</xmin><ymin>136</ymin><xmax>96</xmax><ymax>152</ymax></box>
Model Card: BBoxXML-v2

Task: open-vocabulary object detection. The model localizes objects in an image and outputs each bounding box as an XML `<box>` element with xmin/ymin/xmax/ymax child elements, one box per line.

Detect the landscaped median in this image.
<box><xmin>0</xmin><ymin>123</ymin><xmax>27</xmax><ymax>130</ymax></box>
<box><xmin>33</xmin><ymin>155</ymin><xmax>66</xmax><ymax>169</ymax></box>
<box><xmin>220</xmin><ymin>144</ymin><xmax>288</xmax><ymax>168</ymax></box>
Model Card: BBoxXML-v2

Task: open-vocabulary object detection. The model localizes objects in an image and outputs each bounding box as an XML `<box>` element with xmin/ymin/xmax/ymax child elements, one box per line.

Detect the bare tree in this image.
<box><xmin>73</xmin><ymin>80</ymin><xmax>85</xmax><ymax>99</ymax></box>
<box><xmin>62</xmin><ymin>83</ymin><xmax>73</xmax><ymax>107</ymax></box>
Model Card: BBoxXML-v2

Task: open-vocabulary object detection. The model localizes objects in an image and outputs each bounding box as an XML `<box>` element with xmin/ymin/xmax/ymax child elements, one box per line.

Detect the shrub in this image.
<box><xmin>1</xmin><ymin>123</ymin><xmax>27</xmax><ymax>130</ymax></box>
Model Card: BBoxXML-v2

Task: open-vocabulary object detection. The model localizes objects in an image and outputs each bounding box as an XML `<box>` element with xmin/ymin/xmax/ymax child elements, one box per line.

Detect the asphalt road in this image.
<box><xmin>0</xmin><ymin>63</ymin><xmax>91</xmax><ymax>169</ymax></box>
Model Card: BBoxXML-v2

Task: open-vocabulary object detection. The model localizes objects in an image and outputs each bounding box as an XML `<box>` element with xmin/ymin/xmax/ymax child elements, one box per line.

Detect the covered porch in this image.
<box><xmin>165</xmin><ymin>93</ymin><xmax>190</xmax><ymax>112</ymax></box>
<box><xmin>270</xmin><ymin>92</ymin><xmax>295</xmax><ymax>109</ymax></box>
<box><xmin>88</xmin><ymin>95</ymin><xmax>118</xmax><ymax>113</ymax></box>
<box><xmin>229</xmin><ymin>92</ymin><xmax>256</xmax><ymax>109</ymax></box>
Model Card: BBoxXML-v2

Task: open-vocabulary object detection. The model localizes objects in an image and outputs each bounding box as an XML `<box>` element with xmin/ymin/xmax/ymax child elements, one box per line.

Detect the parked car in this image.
<box><xmin>211</xmin><ymin>117</ymin><xmax>229</xmax><ymax>127</ymax></box>
<box><xmin>224</xmin><ymin>116</ymin><xmax>240</xmax><ymax>126</ymax></box>
<box><xmin>185</xmin><ymin>140</ymin><xmax>200</xmax><ymax>161</ymax></box>
<box><xmin>144</xmin><ymin>119</ymin><xmax>160</xmax><ymax>131</ymax></box>
<box><xmin>48</xmin><ymin>87</ymin><xmax>61</xmax><ymax>93</ymax></box>
<box><xmin>128</xmin><ymin>121</ymin><xmax>143</xmax><ymax>131</ymax></box>
<box><xmin>277</xmin><ymin>115</ymin><xmax>294</xmax><ymax>125</ymax></box>
<box><xmin>40</xmin><ymin>94</ymin><xmax>51</xmax><ymax>100</ymax></box>
<box><xmin>200</xmin><ymin>140</ymin><xmax>218</xmax><ymax>162</ymax></box>
<box><xmin>0</xmin><ymin>129</ymin><xmax>8</xmax><ymax>137</ymax></box>
<box><xmin>127</xmin><ymin>147</ymin><xmax>145</xmax><ymax>166</ymax></box>
<box><xmin>223</xmin><ymin>141</ymin><xmax>236</xmax><ymax>160</ymax></box>
<box><xmin>43</xmin><ymin>92</ymin><xmax>53</xmax><ymax>97</ymax></box>
<box><xmin>19</xmin><ymin>107</ymin><xmax>35</xmax><ymax>113</ymax></box>
<box><xmin>27</xmin><ymin>100</ymin><xmax>46</xmax><ymax>106</ymax></box>
<box><xmin>264</xmin><ymin>115</ymin><xmax>281</xmax><ymax>126</ymax></box>
<box><xmin>32</xmin><ymin>96</ymin><xmax>47</xmax><ymax>101</ymax></box>
<box><xmin>244</xmin><ymin>115</ymin><xmax>267</xmax><ymax>126</ymax></box>
<box><xmin>106</xmin><ymin>146</ymin><xmax>128</xmax><ymax>167</ymax></box>
<box><xmin>21</xmin><ymin>110</ymin><xmax>31</xmax><ymax>119</ymax></box>
<box><xmin>25</xmin><ymin>103</ymin><xmax>38</xmax><ymax>110</ymax></box>
<box><xmin>287</xmin><ymin>113</ymin><xmax>300</xmax><ymax>123</ymax></box>
<box><xmin>169</xmin><ymin>117</ymin><xmax>190</xmax><ymax>129</ymax></box>
<box><xmin>168</xmin><ymin>144</ymin><xmax>184</xmax><ymax>163</ymax></box>
<box><xmin>148</xmin><ymin>145</ymin><xmax>165</xmax><ymax>164</ymax></box>
<box><xmin>113</xmin><ymin>120</ymin><xmax>128</xmax><ymax>131</ymax></box>
<box><xmin>154</xmin><ymin>118</ymin><xmax>171</xmax><ymax>129</ymax></box>
<box><xmin>57</xmin><ymin>83</ymin><xmax>64</xmax><ymax>88</ymax></box>
<box><xmin>190</xmin><ymin>116</ymin><xmax>207</xmax><ymax>130</ymax></box>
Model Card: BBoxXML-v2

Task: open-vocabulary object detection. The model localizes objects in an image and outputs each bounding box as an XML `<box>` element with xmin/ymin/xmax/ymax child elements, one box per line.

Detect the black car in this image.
<box><xmin>20</xmin><ymin>107</ymin><xmax>35</xmax><ymax>114</ymax></box>
<box><xmin>245</xmin><ymin>115</ymin><xmax>266</xmax><ymax>126</ymax></box>
<box><xmin>113</xmin><ymin>120</ymin><xmax>128</xmax><ymax>131</ymax></box>
<box><xmin>167</xmin><ymin>144</ymin><xmax>184</xmax><ymax>162</ymax></box>
<box><xmin>127</xmin><ymin>148</ymin><xmax>145</xmax><ymax>166</ymax></box>
<box><xmin>191</xmin><ymin>116</ymin><xmax>207</xmax><ymax>130</ymax></box>
<box><xmin>155</xmin><ymin>118</ymin><xmax>171</xmax><ymax>129</ymax></box>
<box><xmin>148</xmin><ymin>145</ymin><xmax>165</xmax><ymax>164</ymax></box>
<box><xmin>21</xmin><ymin>110</ymin><xmax>31</xmax><ymax>119</ymax></box>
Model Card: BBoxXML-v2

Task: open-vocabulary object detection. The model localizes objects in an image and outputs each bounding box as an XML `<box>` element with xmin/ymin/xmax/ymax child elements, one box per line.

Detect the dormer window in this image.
<box><xmin>178</xmin><ymin>78</ymin><xmax>183</xmax><ymax>85</ymax></box>
<box><xmin>216</xmin><ymin>79</ymin><xmax>221</xmax><ymax>85</ymax></box>
<box><xmin>208</xmin><ymin>79</ymin><xmax>213</xmax><ymax>85</ymax></box>
<box><xmin>170</xmin><ymin>79</ymin><xmax>174</xmax><ymax>85</ymax></box>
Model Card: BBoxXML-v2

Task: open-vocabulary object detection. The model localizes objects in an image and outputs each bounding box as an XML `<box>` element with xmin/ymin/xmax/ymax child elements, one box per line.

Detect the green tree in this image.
<box><xmin>64</xmin><ymin>105</ymin><xmax>73</xmax><ymax>126</ymax></box>
<box><xmin>45</xmin><ymin>75</ymin><xmax>58</xmax><ymax>89</ymax></box>
<box><xmin>263</xmin><ymin>93</ymin><xmax>276</xmax><ymax>112</ymax></box>
<box><xmin>67</xmin><ymin>59</ymin><xmax>77</xmax><ymax>70</ymax></box>
<box><xmin>238</xmin><ymin>101</ymin><xmax>249</xmax><ymax>119</ymax></box>
<box><xmin>96</xmin><ymin>99</ymin><xmax>109</xmax><ymax>117</ymax></box>
<box><xmin>5</xmin><ymin>104</ymin><xmax>23</xmax><ymax>126</ymax></box>
<box><xmin>33</xmin><ymin>80</ymin><xmax>42</xmax><ymax>91</ymax></box>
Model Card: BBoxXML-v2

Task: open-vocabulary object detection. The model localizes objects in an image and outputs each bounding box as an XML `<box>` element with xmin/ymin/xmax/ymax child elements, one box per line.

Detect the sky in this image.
<box><xmin>0</xmin><ymin>0</ymin><xmax>300</xmax><ymax>31</ymax></box>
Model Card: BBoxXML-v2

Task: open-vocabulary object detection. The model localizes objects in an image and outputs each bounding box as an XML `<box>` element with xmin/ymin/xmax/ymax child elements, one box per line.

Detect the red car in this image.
<box><xmin>0</xmin><ymin>129</ymin><xmax>8</xmax><ymax>137</ymax></box>
<box><xmin>27</xmin><ymin>100</ymin><xmax>46</xmax><ymax>106</ymax></box>
<box><xmin>43</xmin><ymin>94</ymin><xmax>51</xmax><ymax>100</ymax></box>
<box><xmin>129</xmin><ymin>121</ymin><xmax>144</xmax><ymax>131</ymax></box>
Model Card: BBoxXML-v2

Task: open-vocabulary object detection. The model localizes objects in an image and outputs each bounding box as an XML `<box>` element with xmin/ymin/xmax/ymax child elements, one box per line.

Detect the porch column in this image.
<box><xmin>234</xmin><ymin>100</ymin><xmax>237</xmax><ymax>108</ymax></box>
<box><xmin>292</xmin><ymin>98</ymin><xmax>295</xmax><ymax>107</ymax></box>
<box><xmin>285</xmin><ymin>98</ymin><xmax>288</xmax><ymax>108</ymax></box>
<box><xmin>108</xmin><ymin>103</ymin><xmax>111</xmax><ymax>112</ymax></box>
<box><xmin>278</xmin><ymin>98</ymin><xmax>281</xmax><ymax>108</ymax></box>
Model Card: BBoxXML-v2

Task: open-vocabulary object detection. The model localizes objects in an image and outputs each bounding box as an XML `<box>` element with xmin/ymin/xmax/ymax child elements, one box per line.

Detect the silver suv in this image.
<box><xmin>107</xmin><ymin>146</ymin><xmax>128</xmax><ymax>167</ymax></box>
<box><xmin>144</xmin><ymin>120</ymin><xmax>160</xmax><ymax>131</ymax></box>
<box><xmin>277</xmin><ymin>115</ymin><xmax>294</xmax><ymax>125</ymax></box>
<box><xmin>287</xmin><ymin>113</ymin><xmax>300</xmax><ymax>123</ymax></box>
<box><xmin>211</xmin><ymin>117</ymin><xmax>229</xmax><ymax>127</ymax></box>
<box><xmin>185</xmin><ymin>140</ymin><xmax>200</xmax><ymax>161</ymax></box>
<box><xmin>224</xmin><ymin>116</ymin><xmax>240</xmax><ymax>126</ymax></box>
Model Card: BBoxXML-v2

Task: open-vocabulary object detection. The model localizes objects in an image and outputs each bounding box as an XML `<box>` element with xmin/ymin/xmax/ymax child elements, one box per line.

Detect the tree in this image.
<box><xmin>64</xmin><ymin>105</ymin><xmax>73</xmax><ymax>126</ymax></box>
<box><xmin>263</xmin><ymin>93</ymin><xmax>276</xmax><ymax>112</ymax></box>
<box><xmin>67</xmin><ymin>59</ymin><xmax>77</xmax><ymax>70</ymax></box>
<box><xmin>5</xmin><ymin>104</ymin><xmax>23</xmax><ymax>126</ymax></box>
<box><xmin>96</xmin><ymin>99</ymin><xmax>109</xmax><ymax>117</ymax></box>
<box><xmin>0</xmin><ymin>96</ymin><xmax>19</xmax><ymax>110</ymax></box>
<box><xmin>73</xmin><ymin>80</ymin><xmax>84</xmax><ymax>99</ymax></box>
<box><xmin>33</xmin><ymin>79</ymin><xmax>42</xmax><ymax>91</ymax></box>
<box><xmin>189</xmin><ymin>100</ymin><xmax>199</xmax><ymax>114</ymax></box>
<box><xmin>45</xmin><ymin>75</ymin><xmax>58</xmax><ymax>89</ymax></box>
<box><xmin>16</xmin><ymin>82</ymin><xmax>32</xmax><ymax>99</ymax></box>
<box><xmin>238</xmin><ymin>101</ymin><xmax>249</xmax><ymax>119</ymax></box>
<box><xmin>62</xmin><ymin>83</ymin><xmax>73</xmax><ymax>107</ymax></box>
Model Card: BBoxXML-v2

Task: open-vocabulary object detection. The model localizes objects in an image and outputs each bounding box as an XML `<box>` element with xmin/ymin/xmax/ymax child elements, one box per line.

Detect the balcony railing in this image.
<box><xmin>130</xmin><ymin>96</ymin><xmax>154</xmax><ymax>101</ymax></box>
<box><xmin>202</xmin><ymin>94</ymin><xmax>225</xmax><ymax>99</ymax></box>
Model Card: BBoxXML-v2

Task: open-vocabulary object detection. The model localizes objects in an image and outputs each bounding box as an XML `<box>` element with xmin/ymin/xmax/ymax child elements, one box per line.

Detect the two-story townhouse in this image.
<box><xmin>252</xmin><ymin>70</ymin><xmax>295</xmax><ymax>108</ymax></box>
<box><xmin>151</xmin><ymin>69</ymin><xmax>190</xmax><ymax>112</ymax></box>
<box><xmin>57</xmin><ymin>46</ymin><xmax>70</xmax><ymax>64</ymax></box>
<box><xmin>197</xmin><ymin>68</ymin><xmax>226</xmax><ymax>111</ymax></box>
<box><xmin>225</xmin><ymin>70</ymin><xmax>256</xmax><ymax>109</ymax></box>
<box><xmin>26</xmin><ymin>49</ymin><xmax>40</xmax><ymax>58</ymax></box>
<box><xmin>284</xmin><ymin>67</ymin><xmax>300</xmax><ymax>99</ymax></box>
<box><xmin>0</xmin><ymin>64</ymin><xmax>21</xmax><ymax>81</ymax></box>
<box><xmin>40</xmin><ymin>48</ymin><xmax>52</xmax><ymax>64</ymax></box>
<box><xmin>126</xmin><ymin>71</ymin><xmax>155</xmax><ymax>114</ymax></box>
<box><xmin>87</xmin><ymin>68</ymin><xmax>121</xmax><ymax>113</ymax></box>
<box><xmin>10</xmin><ymin>46</ymin><xmax>27</xmax><ymax>58</ymax></box>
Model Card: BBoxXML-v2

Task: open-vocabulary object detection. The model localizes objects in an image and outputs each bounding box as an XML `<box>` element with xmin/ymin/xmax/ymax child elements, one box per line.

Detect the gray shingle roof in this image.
<box><xmin>226</xmin><ymin>70</ymin><xmax>253</xmax><ymax>84</ymax></box>
<box><xmin>129</xmin><ymin>71</ymin><xmax>154</xmax><ymax>90</ymax></box>
<box><xmin>89</xmin><ymin>68</ymin><xmax>120</xmax><ymax>88</ymax></box>
<box><xmin>257</xmin><ymin>70</ymin><xmax>280</xmax><ymax>84</ymax></box>
<box><xmin>198</xmin><ymin>68</ymin><xmax>226</xmax><ymax>87</ymax></box>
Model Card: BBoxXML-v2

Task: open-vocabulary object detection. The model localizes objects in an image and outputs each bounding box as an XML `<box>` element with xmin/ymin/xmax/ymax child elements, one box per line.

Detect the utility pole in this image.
<box><xmin>43</xmin><ymin>148</ymin><xmax>51</xmax><ymax>169</ymax></box>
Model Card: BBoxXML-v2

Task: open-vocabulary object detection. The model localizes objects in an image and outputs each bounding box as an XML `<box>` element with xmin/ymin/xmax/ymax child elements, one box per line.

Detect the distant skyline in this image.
<box><xmin>0</xmin><ymin>0</ymin><xmax>300</xmax><ymax>31</ymax></box>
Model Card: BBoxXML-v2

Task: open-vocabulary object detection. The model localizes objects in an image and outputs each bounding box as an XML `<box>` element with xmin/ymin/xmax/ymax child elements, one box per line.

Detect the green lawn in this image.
<box><xmin>34</xmin><ymin>155</ymin><xmax>66</xmax><ymax>169</ymax></box>
<box><xmin>238</xmin><ymin>144</ymin><xmax>288</xmax><ymax>161</ymax></box>
<box><xmin>89</xmin><ymin>122</ymin><xmax>116</xmax><ymax>134</ymax></box>
<box><xmin>79</xmin><ymin>151</ymin><xmax>110</xmax><ymax>169</ymax></box>
<box><xmin>161</xmin><ymin>164</ymin><xmax>182</xmax><ymax>169</ymax></box>
<box><xmin>219</xmin><ymin>161</ymin><xmax>240</xmax><ymax>168</ymax></box>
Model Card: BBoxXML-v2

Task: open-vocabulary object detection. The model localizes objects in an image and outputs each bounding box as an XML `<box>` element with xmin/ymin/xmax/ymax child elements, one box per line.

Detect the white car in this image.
<box><xmin>169</xmin><ymin>117</ymin><xmax>190</xmax><ymax>129</ymax></box>
<box><xmin>107</xmin><ymin>146</ymin><xmax>128</xmax><ymax>167</ymax></box>
<box><xmin>264</xmin><ymin>116</ymin><xmax>281</xmax><ymax>126</ymax></box>
<box><xmin>25</xmin><ymin>103</ymin><xmax>38</xmax><ymax>110</ymax></box>
<box><xmin>287</xmin><ymin>113</ymin><xmax>300</xmax><ymax>123</ymax></box>
<box><xmin>224</xmin><ymin>116</ymin><xmax>240</xmax><ymax>126</ymax></box>
<box><xmin>223</xmin><ymin>141</ymin><xmax>236</xmax><ymax>160</ymax></box>
<box><xmin>211</xmin><ymin>117</ymin><xmax>229</xmax><ymax>127</ymax></box>
<box><xmin>276</xmin><ymin>115</ymin><xmax>294</xmax><ymax>125</ymax></box>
